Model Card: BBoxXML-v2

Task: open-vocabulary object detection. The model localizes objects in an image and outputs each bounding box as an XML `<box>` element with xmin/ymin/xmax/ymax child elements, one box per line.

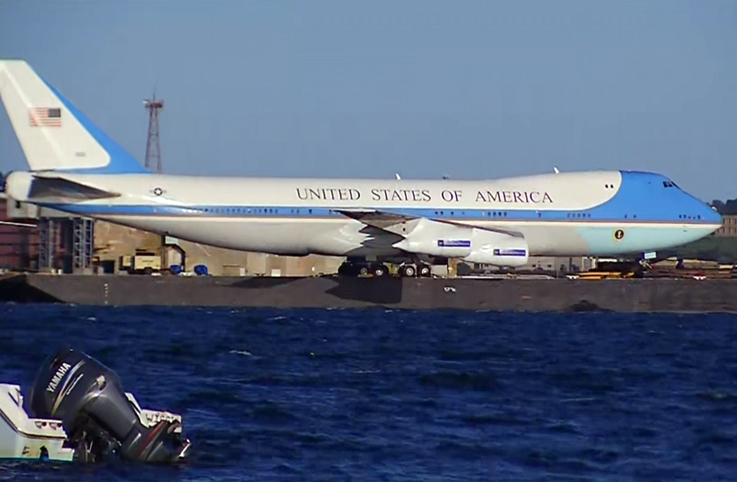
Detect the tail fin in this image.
<box><xmin>0</xmin><ymin>59</ymin><xmax>148</xmax><ymax>174</ymax></box>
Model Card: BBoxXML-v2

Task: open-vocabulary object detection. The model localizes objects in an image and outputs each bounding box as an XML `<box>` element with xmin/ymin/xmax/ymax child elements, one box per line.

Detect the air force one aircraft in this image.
<box><xmin>0</xmin><ymin>60</ymin><xmax>723</xmax><ymax>275</ymax></box>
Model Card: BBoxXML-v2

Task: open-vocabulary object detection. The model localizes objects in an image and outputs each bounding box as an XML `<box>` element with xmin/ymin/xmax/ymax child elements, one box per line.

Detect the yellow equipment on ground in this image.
<box><xmin>119</xmin><ymin>252</ymin><xmax>161</xmax><ymax>275</ymax></box>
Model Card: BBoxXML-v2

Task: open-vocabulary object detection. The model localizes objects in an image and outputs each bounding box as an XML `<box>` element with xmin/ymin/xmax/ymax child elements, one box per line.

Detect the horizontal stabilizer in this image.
<box><xmin>0</xmin><ymin>220</ymin><xmax>37</xmax><ymax>228</ymax></box>
<box><xmin>28</xmin><ymin>175</ymin><xmax>120</xmax><ymax>201</ymax></box>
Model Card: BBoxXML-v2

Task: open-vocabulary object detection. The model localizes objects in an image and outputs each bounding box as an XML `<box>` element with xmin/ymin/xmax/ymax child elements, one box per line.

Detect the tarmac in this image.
<box><xmin>2</xmin><ymin>274</ymin><xmax>737</xmax><ymax>312</ymax></box>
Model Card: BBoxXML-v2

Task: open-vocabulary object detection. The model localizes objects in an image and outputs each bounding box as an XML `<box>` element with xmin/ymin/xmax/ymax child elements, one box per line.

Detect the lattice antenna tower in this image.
<box><xmin>143</xmin><ymin>93</ymin><xmax>164</xmax><ymax>173</ymax></box>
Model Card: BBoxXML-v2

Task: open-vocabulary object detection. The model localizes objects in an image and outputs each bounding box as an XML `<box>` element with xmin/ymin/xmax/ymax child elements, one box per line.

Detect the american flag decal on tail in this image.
<box><xmin>28</xmin><ymin>107</ymin><xmax>62</xmax><ymax>127</ymax></box>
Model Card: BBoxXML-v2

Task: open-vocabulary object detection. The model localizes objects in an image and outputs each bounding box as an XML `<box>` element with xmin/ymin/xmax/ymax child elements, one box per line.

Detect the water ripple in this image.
<box><xmin>1</xmin><ymin>304</ymin><xmax>736</xmax><ymax>481</ymax></box>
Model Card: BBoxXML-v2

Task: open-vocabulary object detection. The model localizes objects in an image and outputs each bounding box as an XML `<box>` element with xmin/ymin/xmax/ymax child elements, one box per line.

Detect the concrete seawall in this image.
<box><xmin>2</xmin><ymin>274</ymin><xmax>737</xmax><ymax>312</ymax></box>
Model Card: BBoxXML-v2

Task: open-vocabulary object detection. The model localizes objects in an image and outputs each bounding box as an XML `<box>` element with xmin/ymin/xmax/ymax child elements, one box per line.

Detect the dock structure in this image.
<box><xmin>2</xmin><ymin>274</ymin><xmax>737</xmax><ymax>312</ymax></box>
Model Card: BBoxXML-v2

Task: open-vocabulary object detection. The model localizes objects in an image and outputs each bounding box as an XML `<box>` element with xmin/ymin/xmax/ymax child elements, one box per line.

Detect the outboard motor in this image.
<box><xmin>29</xmin><ymin>348</ymin><xmax>190</xmax><ymax>463</ymax></box>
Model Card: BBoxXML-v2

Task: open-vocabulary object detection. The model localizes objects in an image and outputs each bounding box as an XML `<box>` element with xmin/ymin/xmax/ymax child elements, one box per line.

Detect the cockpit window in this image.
<box><xmin>663</xmin><ymin>181</ymin><xmax>677</xmax><ymax>188</ymax></box>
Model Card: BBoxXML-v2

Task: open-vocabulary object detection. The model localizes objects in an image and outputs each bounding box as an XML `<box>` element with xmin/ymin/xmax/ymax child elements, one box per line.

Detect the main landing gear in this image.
<box><xmin>338</xmin><ymin>258</ymin><xmax>433</xmax><ymax>278</ymax></box>
<box><xmin>338</xmin><ymin>260</ymin><xmax>388</xmax><ymax>277</ymax></box>
<box><xmin>397</xmin><ymin>263</ymin><xmax>432</xmax><ymax>278</ymax></box>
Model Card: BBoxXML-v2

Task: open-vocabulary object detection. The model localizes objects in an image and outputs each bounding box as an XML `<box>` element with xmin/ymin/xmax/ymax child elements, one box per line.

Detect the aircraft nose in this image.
<box><xmin>677</xmin><ymin>185</ymin><xmax>722</xmax><ymax>226</ymax></box>
<box><xmin>700</xmin><ymin>202</ymin><xmax>723</xmax><ymax>225</ymax></box>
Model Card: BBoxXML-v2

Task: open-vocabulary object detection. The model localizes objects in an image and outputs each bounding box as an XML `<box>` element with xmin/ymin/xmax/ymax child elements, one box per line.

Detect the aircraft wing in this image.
<box><xmin>336</xmin><ymin>209</ymin><xmax>415</xmax><ymax>232</ymax></box>
<box><xmin>336</xmin><ymin>208</ymin><xmax>530</xmax><ymax>266</ymax></box>
<box><xmin>336</xmin><ymin>209</ymin><xmax>523</xmax><ymax>238</ymax></box>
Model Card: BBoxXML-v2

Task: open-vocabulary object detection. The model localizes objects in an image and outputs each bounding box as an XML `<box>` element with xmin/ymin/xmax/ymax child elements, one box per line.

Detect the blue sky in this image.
<box><xmin>1</xmin><ymin>1</ymin><xmax>735</xmax><ymax>201</ymax></box>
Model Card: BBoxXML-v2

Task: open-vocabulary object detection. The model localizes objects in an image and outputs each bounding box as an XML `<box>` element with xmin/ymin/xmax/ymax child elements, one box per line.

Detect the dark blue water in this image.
<box><xmin>2</xmin><ymin>305</ymin><xmax>737</xmax><ymax>481</ymax></box>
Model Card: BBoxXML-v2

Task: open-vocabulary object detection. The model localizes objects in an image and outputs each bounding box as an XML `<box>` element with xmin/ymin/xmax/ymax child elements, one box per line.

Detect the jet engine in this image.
<box><xmin>393</xmin><ymin>218</ymin><xmax>529</xmax><ymax>267</ymax></box>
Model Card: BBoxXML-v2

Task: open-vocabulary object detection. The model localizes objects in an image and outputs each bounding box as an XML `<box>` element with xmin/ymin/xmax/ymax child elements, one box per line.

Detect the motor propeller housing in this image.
<box><xmin>30</xmin><ymin>348</ymin><xmax>190</xmax><ymax>463</ymax></box>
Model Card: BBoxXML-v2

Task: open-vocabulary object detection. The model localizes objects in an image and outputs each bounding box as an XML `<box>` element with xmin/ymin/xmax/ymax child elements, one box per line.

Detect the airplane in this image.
<box><xmin>0</xmin><ymin>60</ymin><xmax>723</xmax><ymax>277</ymax></box>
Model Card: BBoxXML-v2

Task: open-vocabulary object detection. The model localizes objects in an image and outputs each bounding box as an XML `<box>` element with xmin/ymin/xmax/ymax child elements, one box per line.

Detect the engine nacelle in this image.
<box><xmin>462</xmin><ymin>229</ymin><xmax>529</xmax><ymax>267</ymax></box>
<box><xmin>393</xmin><ymin>219</ymin><xmax>529</xmax><ymax>267</ymax></box>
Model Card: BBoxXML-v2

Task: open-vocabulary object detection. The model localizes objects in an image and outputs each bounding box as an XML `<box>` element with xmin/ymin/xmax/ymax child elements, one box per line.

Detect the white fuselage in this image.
<box><xmin>6</xmin><ymin>169</ymin><xmax>722</xmax><ymax>260</ymax></box>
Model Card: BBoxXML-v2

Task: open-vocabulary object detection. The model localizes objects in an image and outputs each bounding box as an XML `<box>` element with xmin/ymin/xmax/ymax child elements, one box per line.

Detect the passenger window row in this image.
<box><xmin>190</xmin><ymin>209</ymin><xmax>707</xmax><ymax>222</ymax></box>
<box><xmin>202</xmin><ymin>207</ymin><xmax>279</xmax><ymax>214</ymax></box>
<box><xmin>433</xmin><ymin>210</ymin><xmax>482</xmax><ymax>217</ymax></box>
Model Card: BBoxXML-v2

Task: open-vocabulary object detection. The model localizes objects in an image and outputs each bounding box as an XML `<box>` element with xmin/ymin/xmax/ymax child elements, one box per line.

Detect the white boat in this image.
<box><xmin>0</xmin><ymin>349</ymin><xmax>190</xmax><ymax>463</ymax></box>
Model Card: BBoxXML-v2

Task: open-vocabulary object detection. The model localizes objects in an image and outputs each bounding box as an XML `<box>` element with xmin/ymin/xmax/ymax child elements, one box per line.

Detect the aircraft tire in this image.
<box><xmin>338</xmin><ymin>262</ymin><xmax>359</xmax><ymax>277</ymax></box>
<box><xmin>419</xmin><ymin>265</ymin><xmax>432</xmax><ymax>277</ymax></box>
<box><xmin>401</xmin><ymin>265</ymin><xmax>417</xmax><ymax>278</ymax></box>
<box><xmin>372</xmin><ymin>265</ymin><xmax>387</xmax><ymax>277</ymax></box>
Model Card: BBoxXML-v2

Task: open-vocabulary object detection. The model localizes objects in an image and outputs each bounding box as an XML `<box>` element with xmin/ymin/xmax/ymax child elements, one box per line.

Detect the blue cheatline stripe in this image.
<box><xmin>41</xmin><ymin>78</ymin><xmax>149</xmax><ymax>175</ymax></box>
<box><xmin>37</xmin><ymin>202</ymin><xmax>718</xmax><ymax>226</ymax></box>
